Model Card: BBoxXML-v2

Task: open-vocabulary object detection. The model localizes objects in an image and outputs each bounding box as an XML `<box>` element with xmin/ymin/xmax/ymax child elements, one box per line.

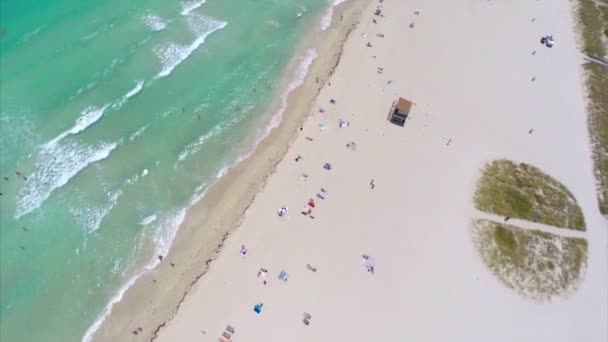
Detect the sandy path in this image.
<box><xmin>473</xmin><ymin>210</ymin><xmax>588</xmax><ymax>238</ymax></box>
<box><xmin>153</xmin><ymin>0</ymin><xmax>607</xmax><ymax>341</ymax></box>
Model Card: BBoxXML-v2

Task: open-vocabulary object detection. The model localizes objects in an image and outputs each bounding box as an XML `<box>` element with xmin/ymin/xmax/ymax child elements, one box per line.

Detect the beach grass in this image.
<box><xmin>583</xmin><ymin>63</ymin><xmax>608</xmax><ymax>216</ymax></box>
<box><xmin>576</xmin><ymin>0</ymin><xmax>608</xmax><ymax>216</ymax></box>
<box><xmin>474</xmin><ymin>160</ymin><xmax>586</xmax><ymax>231</ymax></box>
<box><xmin>472</xmin><ymin>219</ymin><xmax>588</xmax><ymax>301</ymax></box>
<box><xmin>577</xmin><ymin>0</ymin><xmax>608</xmax><ymax>57</ymax></box>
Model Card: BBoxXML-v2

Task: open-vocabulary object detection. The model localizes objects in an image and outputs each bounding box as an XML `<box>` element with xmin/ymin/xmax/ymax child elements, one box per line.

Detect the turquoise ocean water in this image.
<box><xmin>0</xmin><ymin>0</ymin><xmax>337</xmax><ymax>340</ymax></box>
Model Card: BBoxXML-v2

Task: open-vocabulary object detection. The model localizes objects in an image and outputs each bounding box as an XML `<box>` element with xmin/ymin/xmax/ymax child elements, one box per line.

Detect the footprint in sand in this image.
<box><xmin>471</xmin><ymin>159</ymin><xmax>588</xmax><ymax>302</ymax></box>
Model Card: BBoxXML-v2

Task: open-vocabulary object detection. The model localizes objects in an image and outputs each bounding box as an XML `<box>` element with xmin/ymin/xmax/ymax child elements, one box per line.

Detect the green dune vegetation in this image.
<box><xmin>474</xmin><ymin>160</ymin><xmax>586</xmax><ymax>231</ymax></box>
<box><xmin>472</xmin><ymin>219</ymin><xmax>588</xmax><ymax>301</ymax></box>
<box><xmin>576</xmin><ymin>0</ymin><xmax>608</xmax><ymax>216</ymax></box>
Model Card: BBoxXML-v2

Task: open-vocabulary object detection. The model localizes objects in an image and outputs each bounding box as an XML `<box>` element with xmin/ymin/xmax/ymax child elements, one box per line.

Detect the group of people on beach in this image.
<box><xmin>235</xmin><ymin>26</ymin><xmax>393</xmax><ymax>327</ymax></box>
<box><xmin>540</xmin><ymin>35</ymin><xmax>555</xmax><ymax>48</ymax></box>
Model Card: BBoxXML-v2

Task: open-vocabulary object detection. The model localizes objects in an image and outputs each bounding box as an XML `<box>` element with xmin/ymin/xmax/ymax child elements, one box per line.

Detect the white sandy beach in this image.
<box><xmin>128</xmin><ymin>0</ymin><xmax>607</xmax><ymax>341</ymax></box>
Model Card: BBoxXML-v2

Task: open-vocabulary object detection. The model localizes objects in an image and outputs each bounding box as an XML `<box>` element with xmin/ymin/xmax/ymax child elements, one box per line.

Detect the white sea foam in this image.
<box><xmin>21</xmin><ymin>27</ymin><xmax>41</xmax><ymax>42</ymax></box>
<box><xmin>154</xmin><ymin>15</ymin><xmax>227</xmax><ymax>79</ymax></box>
<box><xmin>216</xmin><ymin>49</ymin><xmax>318</xmax><ymax>178</ymax></box>
<box><xmin>71</xmin><ymin>189</ymin><xmax>123</xmax><ymax>233</ymax></box>
<box><xmin>161</xmin><ymin>108</ymin><xmax>176</xmax><ymax>118</ymax></box>
<box><xmin>189</xmin><ymin>183</ymin><xmax>208</xmax><ymax>205</ymax></box>
<box><xmin>139</xmin><ymin>213</ymin><xmax>158</xmax><ymax>225</ymax></box>
<box><xmin>125</xmin><ymin>81</ymin><xmax>144</xmax><ymax>99</ymax></box>
<box><xmin>15</xmin><ymin>140</ymin><xmax>120</xmax><ymax>219</ymax></box>
<box><xmin>46</xmin><ymin>105</ymin><xmax>110</xmax><ymax>147</ymax></box>
<box><xmin>111</xmin><ymin>259</ymin><xmax>121</xmax><ymax>275</ymax></box>
<box><xmin>142</xmin><ymin>14</ymin><xmax>167</xmax><ymax>32</ymax></box>
<box><xmin>320</xmin><ymin>0</ymin><xmax>348</xmax><ymax>30</ymax></box>
<box><xmin>270</xmin><ymin>48</ymin><xmax>317</xmax><ymax>128</ymax></box>
<box><xmin>129</xmin><ymin>124</ymin><xmax>149</xmax><ymax>141</ymax></box>
<box><xmin>81</xmin><ymin>209</ymin><xmax>186</xmax><ymax>342</ymax></box>
<box><xmin>81</xmin><ymin>267</ymin><xmax>145</xmax><ymax>342</ymax></box>
<box><xmin>150</xmin><ymin>209</ymin><xmax>186</xmax><ymax>263</ymax></box>
<box><xmin>125</xmin><ymin>173</ymin><xmax>139</xmax><ymax>185</ymax></box>
<box><xmin>177</xmin><ymin>123</ymin><xmax>224</xmax><ymax>162</ymax></box>
<box><xmin>82</xmin><ymin>23</ymin><xmax>114</xmax><ymax>41</ymax></box>
<box><xmin>180</xmin><ymin>0</ymin><xmax>206</xmax><ymax>16</ymax></box>
<box><xmin>112</xmin><ymin>81</ymin><xmax>144</xmax><ymax>109</ymax></box>
<box><xmin>177</xmin><ymin>109</ymin><xmax>247</xmax><ymax>166</ymax></box>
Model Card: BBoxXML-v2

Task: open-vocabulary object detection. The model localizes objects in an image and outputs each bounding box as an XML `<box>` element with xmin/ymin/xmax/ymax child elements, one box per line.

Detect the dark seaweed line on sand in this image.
<box><xmin>148</xmin><ymin>19</ymin><xmax>361</xmax><ymax>342</ymax></box>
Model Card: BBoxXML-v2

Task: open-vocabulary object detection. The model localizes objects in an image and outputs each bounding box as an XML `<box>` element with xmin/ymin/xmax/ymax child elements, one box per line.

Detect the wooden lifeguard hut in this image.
<box><xmin>388</xmin><ymin>97</ymin><xmax>413</xmax><ymax>127</ymax></box>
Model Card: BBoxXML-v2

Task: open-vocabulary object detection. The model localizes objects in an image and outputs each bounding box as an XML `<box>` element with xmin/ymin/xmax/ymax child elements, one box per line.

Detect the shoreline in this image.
<box><xmin>89</xmin><ymin>1</ymin><xmax>371</xmax><ymax>340</ymax></box>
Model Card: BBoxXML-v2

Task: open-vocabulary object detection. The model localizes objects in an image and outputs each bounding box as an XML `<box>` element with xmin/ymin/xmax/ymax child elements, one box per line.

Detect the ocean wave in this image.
<box><xmin>46</xmin><ymin>105</ymin><xmax>110</xmax><ymax>147</ymax></box>
<box><xmin>125</xmin><ymin>81</ymin><xmax>144</xmax><ymax>99</ymax></box>
<box><xmin>0</xmin><ymin>108</ymin><xmax>38</xmax><ymax>168</ymax></box>
<box><xmin>154</xmin><ymin>15</ymin><xmax>227</xmax><ymax>79</ymax></box>
<box><xmin>320</xmin><ymin>0</ymin><xmax>348</xmax><ymax>30</ymax></box>
<box><xmin>271</xmin><ymin>48</ymin><xmax>317</xmax><ymax>127</ymax></box>
<box><xmin>139</xmin><ymin>213</ymin><xmax>158</xmax><ymax>225</ymax></box>
<box><xmin>216</xmin><ymin>48</ymin><xmax>317</xmax><ymax>178</ymax></box>
<box><xmin>15</xmin><ymin>140</ymin><xmax>120</xmax><ymax>219</ymax></box>
<box><xmin>177</xmin><ymin>123</ymin><xmax>224</xmax><ymax>163</ymax></box>
<box><xmin>129</xmin><ymin>124</ymin><xmax>149</xmax><ymax>142</ymax></box>
<box><xmin>177</xmin><ymin>109</ymin><xmax>247</xmax><ymax>165</ymax></box>
<box><xmin>82</xmin><ymin>23</ymin><xmax>115</xmax><ymax>41</ymax></box>
<box><xmin>180</xmin><ymin>0</ymin><xmax>206</xmax><ymax>16</ymax></box>
<box><xmin>20</xmin><ymin>27</ymin><xmax>42</xmax><ymax>43</ymax></box>
<box><xmin>81</xmin><ymin>267</ymin><xmax>144</xmax><ymax>342</ymax></box>
<box><xmin>71</xmin><ymin>189</ymin><xmax>123</xmax><ymax>234</ymax></box>
<box><xmin>111</xmin><ymin>259</ymin><xmax>122</xmax><ymax>275</ymax></box>
<box><xmin>81</xmin><ymin>208</ymin><xmax>186</xmax><ymax>342</ymax></box>
<box><xmin>189</xmin><ymin>183</ymin><xmax>208</xmax><ymax>205</ymax></box>
<box><xmin>150</xmin><ymin>209</ymin><xmax>186</xmax><ymax>264</ymax></box>
<box><xmin>112</xmin><ymin>81</ymin><xmax>144</xmax><ymax>109</ymax></box>
<box><xmin>142</xmin><ymin>14</ymin><xmax>168</xmax><ymax>32</ymax></box>
<box><xmin>74</xmin><ymin>81</ymin><xmax>99</xmax><ymax>99</ymax></box>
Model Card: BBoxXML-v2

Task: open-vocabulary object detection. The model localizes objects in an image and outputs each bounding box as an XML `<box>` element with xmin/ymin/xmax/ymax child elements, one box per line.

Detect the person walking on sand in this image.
<box><xmin>362</xmin><ymin>254</ymin><xmax>375</xmax><ymax>274</ymax></box>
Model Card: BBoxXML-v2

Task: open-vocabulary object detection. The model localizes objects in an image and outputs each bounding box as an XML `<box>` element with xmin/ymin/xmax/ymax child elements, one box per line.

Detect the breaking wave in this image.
<box><xmin>143</xmin><ymin>14</ymin><xmax>168</xmax><ymax>32</ymax></box>
<box><xmin>15</xmin><ymin>140</ymin><xmax>120</xmax><ymax>218</ymax></box>
<box><xmin>46</xmin><ymin>105</ymin><xmax>110</xmax><ymax>147</ymax></box>
<box><xmin>112</xmin><ymin>81</ymin><xmax>144</xmax><ymax>109</ymax></box>
<box><xmin>320</xmin><ymin>0</ymin><xmax>348</xmax><ymax>30</ymax></box>
<box><xmin>154</xmin><ymin>15</ymin><xmax>227</xmax><ymax>78</ymax></box>
<box><xmin>180</xmin><ymin>0</ymin><xmax>207</xmax><ymax>16</ymax></box>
